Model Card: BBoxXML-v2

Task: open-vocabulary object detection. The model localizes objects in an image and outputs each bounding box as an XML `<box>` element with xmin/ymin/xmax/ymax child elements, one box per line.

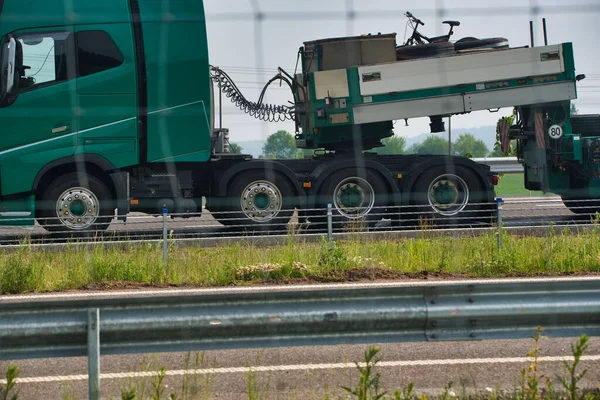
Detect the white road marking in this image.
<box><xmin>3</xmin><ymin>355</ymin><xmax>599</xmax><ymax>384</ymax></box>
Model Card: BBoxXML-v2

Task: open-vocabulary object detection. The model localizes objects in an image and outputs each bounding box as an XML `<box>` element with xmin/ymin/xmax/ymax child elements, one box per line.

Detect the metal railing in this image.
<box><xmin>1</xmin><ymin>196</ymin><xmax>600</xmax><ymax>248</ymax></box>
<box><xmin>1</xmin><ymin>278</ymin><xmax>599</xmax><ymax>399</ymax></box>
<box><xmin>474</xmin><ymin>157</ymin><xmax>524</xmax><ymax>174</ymax></box>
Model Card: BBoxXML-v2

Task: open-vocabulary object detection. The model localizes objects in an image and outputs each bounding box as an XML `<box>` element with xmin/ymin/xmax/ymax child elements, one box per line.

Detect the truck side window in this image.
<box><xmin>75</xmin><ymin>30</ymin><xmax>123</xmax><ymax>77</ymax></box>
<box><xmin>15</xmin><ymin>31</ymin><xmax>71</xmax><ymax>92</ymax></box>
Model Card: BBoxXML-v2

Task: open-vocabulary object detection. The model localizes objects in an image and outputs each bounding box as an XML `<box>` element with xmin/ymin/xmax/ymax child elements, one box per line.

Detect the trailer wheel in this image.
<box><xmin>38</xmin><ymin>173</ymin><xmax>113</xmax><ymax>233</ymax></box>
<box><xmin>311</xmin><ymin>169</ymin><xmax>388</xmax><ymax>231</ymax></box>
<box><xmin>409</xmin><ymin>166</ymin><xmax>490</xmax><ymax>226</ymax></box>
<box><xmin>222</xmin><ymin>171</ymin><xmax>296</xmax><ymax>231</ymax></box>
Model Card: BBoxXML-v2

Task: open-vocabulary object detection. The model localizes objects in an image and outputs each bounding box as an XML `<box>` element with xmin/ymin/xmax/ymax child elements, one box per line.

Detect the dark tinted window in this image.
<box><xmin>76</xmin><ymin>30</ymin><xmax>123</xmax><ymax>77</ymax></box>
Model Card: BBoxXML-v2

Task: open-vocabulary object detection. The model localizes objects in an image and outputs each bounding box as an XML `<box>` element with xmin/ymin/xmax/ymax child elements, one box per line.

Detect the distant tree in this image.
<box><xmin>571</xmin><ymin>102</ymin><xmax>579</xmax><ymax>115</ymax></box>
<box><xmin>408</xmin><ymin>135</ymin><xmax>448</xmax><ymax>155</ymax></box>
<box><xmin>229</xmin><ymin>142</ymin><xmax>243</xmax><ymax>154</ymax></box>
<box><xmin>262</xmin><ymin>130</ymin><xmax>301</xmax><ymax>159</ymax></box>
<box><xmin>374</xmin><ymin>135</ymin><xmax>406</xmax><ymax>155</ymax></box>
<box><xmin>452</xmin><ymin>133</ymin><xmax>489</xmax><ymax>158</ymax></box>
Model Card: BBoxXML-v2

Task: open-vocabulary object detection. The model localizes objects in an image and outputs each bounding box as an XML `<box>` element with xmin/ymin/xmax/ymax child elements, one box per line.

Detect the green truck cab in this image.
<box><xmin>0</xmin><ymin>1</ymin><xmax>212</xmax><ymax>230</ymax></box>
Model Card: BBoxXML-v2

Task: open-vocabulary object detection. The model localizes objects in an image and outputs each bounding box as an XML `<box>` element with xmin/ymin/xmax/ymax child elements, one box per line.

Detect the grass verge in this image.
<box><xmin>495</xmin><ymin>174</ymin><xmax>550</xmax><ymax>198</ymax></box>
<box><xmin>2</xmin><ymin>228</ymin><xmax>600</xmax><ymax>295</ymax></box>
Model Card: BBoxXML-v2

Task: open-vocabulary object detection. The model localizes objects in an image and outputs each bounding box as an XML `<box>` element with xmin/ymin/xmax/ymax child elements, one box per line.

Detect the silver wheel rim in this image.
<box><xmin>333</xmin><ymin>177</ymin><xmax>375</xmax><ymax>219</ymax></box>
<box><xmin>427</xmin><ymin>174</ymin><xmax>469</xmax><ymax>216</ymax></box>
<box><xmin>55</xmin><ymin>187</ymin><xmax>100</xmax><ymax>230</ymax></box>
<box><xmin>240</xmin><ymin>180</ymin><xmax>283</xmax><ymax>222</ymax></box>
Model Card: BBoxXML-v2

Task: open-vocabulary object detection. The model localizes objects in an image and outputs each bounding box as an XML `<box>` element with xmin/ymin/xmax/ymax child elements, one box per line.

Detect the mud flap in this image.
<box><xmin>0</xmin><ymin>195</ymin><xmax>35</xmax><ymax>229</ymax></box>
<box><xmin>111</xmin><ymin>171</ymin><xmax>129</xmax><ymax>222</ymax></box>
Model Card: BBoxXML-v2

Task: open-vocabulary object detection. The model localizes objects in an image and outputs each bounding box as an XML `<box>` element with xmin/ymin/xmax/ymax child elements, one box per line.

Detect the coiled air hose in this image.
<box><xmin>210</xmin><ymin>65</ymin><xmax>296</xmax><ymax>123</ymax></box>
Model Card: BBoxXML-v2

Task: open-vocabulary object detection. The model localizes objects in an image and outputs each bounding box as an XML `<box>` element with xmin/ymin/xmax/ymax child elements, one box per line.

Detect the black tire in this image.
<box><xmin>396</xmin><ymin>42</ymin><xmax>456</xmax><ymax>61</ymax></box>
<box><xmin>408</xmin><ymin>166</ymin><xmax>492</xmax><ymax>227</ymax></box>
<box><xmin>561</xmin><ymin>196</ymin><xmax>600</xmax><ymax>217</ymax></box>
<box><xmin>310</xmin><ymin>169</ymin><xmax>389</xmax><ymax>232</ymax></box>
<box><xmin>570</xmin><ymin>114</ymin><xmax>600</xmax><ymax>136</ymax></box>
<box><xmin>455</xmin><ymin>37</ymin><xmax>509</xmax><ymax>52</ymax></box>
<box><xmin>38</xmin><ymin>173</ymin><xmax>113</xmax><ymax>233</ymax></box>
<box><xmin>455</xmin><ymin>36</ymin><xmax>478</xmax><ymax>42</ymax></box>
<box><xmin>220</xmin><ymin>170</ymin><xmax>297</xmax><ymax>232</ymax></box>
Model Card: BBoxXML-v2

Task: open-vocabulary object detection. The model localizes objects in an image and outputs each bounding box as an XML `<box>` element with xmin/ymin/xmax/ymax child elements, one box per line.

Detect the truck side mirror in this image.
<box><xmin>1</xmin><ymin>37</ymin><xmax>16</xmax><ymax>94</ymax></box>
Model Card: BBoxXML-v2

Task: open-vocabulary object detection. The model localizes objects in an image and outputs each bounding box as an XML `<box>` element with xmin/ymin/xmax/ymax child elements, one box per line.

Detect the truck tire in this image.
<box><xmin>455</xmin><ymin>37</ymin><xmax>509</xmax><ymax>52</ymax></box>
<box><xmin>409</xmin><ymin>166</ymin><xmax>491</xmax><ymax>227</ymax></box>
<box><xmin>221</xmin><ymin>170</ymin><xmax>296</xmax><ymax>232</ymax></box>
<box><xmin>570</xmin><ymin>115</ymin><xmax>600</xmax><ymax>136</ymax></box>
<box><xmin>310</xmin><ymin>169</ymin><xmax>389</xmax><ymax>232</ymax></box>
<box><xmin>396</xmin><ymin>42</ymin><xmax>456</xmax><ymax>61</ymax></box>
<box><xmin>38</xmin><ymin>173</ymin><xmax>113</xmax><ymax>233</ymax></box>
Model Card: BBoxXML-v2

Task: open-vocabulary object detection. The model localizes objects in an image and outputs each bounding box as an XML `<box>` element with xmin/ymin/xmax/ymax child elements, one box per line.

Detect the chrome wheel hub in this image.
<box><xmin>240</xmin><ymin>180</ymin><xmax>283</xmax><ymax>222</ymax></box>
<box><xmin>333</xmin><ymin>177</ymin><xmax>375</xmax><ymax>219</ymax></box>
<box><xmin>56</xmin><ymin>187</ymin><xmax>100</xmax><ymax>230</ymax></box>
<box><xmin>427</xmin><ymin>174</ymin><xmax>469</xmax><ymax>216</ymax></box>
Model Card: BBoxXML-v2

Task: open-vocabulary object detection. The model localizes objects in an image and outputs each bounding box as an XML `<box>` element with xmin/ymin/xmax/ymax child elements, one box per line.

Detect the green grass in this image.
<box><xmin>2</xmin><ymin>228</ymin><xmax>600</xmax><ymax>295</ymax></box>
<box><xmin>495</xmin><ymin>174</ymin><xmax>546</xmax><ymax>198</ymax></box>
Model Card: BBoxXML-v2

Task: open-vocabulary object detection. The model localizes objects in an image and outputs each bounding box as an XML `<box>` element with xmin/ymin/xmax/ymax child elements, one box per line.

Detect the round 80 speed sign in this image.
<box><xmin>548</xmin><ymin>124</ymin><xmax>563</xmax><ymax>139</ymax></box>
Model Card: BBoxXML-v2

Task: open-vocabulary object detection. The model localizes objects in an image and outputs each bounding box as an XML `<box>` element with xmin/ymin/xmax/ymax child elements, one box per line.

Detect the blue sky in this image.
<box><xmin>204</xmin><ymin>0</ymin><xmax>600</xmax><ymax>142</ymax></box>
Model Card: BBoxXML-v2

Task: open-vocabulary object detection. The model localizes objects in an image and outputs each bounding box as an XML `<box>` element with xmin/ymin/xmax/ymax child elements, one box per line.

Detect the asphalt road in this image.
<box><xmin>2</xmin><ymin>337</ymin><xmax>599</xmax><ymax>399</ymax></box>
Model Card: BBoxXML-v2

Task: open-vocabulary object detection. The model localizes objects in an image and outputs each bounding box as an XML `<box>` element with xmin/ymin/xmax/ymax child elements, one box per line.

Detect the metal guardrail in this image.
<box><xmin>473</xmin><ymin>157</ymin><xmax>524</xmax><ymax>174</ymax></box>
<box><xmin>1</xmin><ymin>278</ymin><xmax>599</xmax><ymax>399</ymax></box>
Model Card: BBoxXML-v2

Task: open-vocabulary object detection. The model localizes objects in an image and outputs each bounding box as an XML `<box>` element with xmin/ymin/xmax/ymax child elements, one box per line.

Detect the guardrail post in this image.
<box><xmin>496</xmin><ymin>197</ymin><xmax>504</xmax><ymax>250</ymax></box>
<box><xmin>162</xmin><ymin>207</ymin><xmax>168</xmax><ymax>266</ymax></box>
<box><xmin>327</xmin><ymin>203</ymin><xmax>333</xmax><ymax>241</ymax></box>
<box><xmin>88</xmin><ymin>308</ymin><xmax>100</xmax><ymax>400</ymax></box>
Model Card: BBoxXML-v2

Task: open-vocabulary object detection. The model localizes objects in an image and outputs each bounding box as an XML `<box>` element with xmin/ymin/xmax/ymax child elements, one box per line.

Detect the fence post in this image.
<box><xmin>88</xmin><ymin>308</ymin><xmax>100</xmax><ymax>400</ymax></box>
<box><xmin>162</xmin><ymin>207</ymin><xmax>168</xmax><ymax>266</ymax></box>
<box><xmin>496</xmin><ymin>197</ymin><xmax>504</xmax><ymax>250</ymax></box>
<box><xmin>327</xmin><ymin>203</ymin><xmax>333</xmax><ymax>242</ymax></box>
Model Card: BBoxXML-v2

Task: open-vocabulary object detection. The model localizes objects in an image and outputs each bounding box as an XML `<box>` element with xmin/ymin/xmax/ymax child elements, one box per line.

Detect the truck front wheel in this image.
<box><xmin>221</xmin><ymin>171</ymin><xmax>296</xmax><ymax>231</ymax></box>
<box><xmin>38</xmin><ymin>173</ymin><xmax>113</xmax><ymax>232</ymax></box>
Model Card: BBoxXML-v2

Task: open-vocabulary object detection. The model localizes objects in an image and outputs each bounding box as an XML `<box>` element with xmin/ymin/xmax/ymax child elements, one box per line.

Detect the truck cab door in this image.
<box><xmin>74</xmin><ymin>25</ymin><xmax>138</xmax><ymax>167</ymax></box>
<box><xmin>0</xmin><ymin>28</ymin><xmax>77</xmax><ymax>227</ymax></box>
